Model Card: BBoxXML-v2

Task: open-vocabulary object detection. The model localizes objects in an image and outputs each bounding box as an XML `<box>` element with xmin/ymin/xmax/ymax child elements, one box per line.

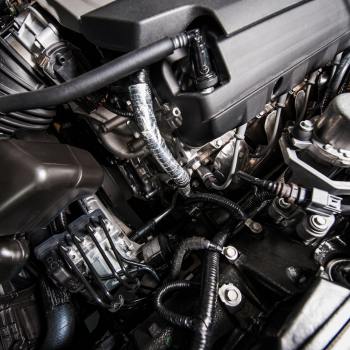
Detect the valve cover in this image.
<box><xmin>38</xmin><ymin>0</ymin><xmax>350</xmax><ymax>145</ymax></box>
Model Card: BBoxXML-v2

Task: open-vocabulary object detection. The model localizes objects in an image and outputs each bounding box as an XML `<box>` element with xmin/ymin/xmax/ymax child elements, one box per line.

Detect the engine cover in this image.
<box><xmin>38</xmin><ymin>0</ymin><xmax>350</xmax><ymax>146</ymax></box>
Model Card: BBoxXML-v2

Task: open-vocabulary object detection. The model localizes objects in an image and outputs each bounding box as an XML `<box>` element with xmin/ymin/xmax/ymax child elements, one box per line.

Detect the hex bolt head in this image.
<box><xmin>223</xmin><ymin>246</ymin><xmax>239</xmax><ymax>262</ymax></box>
<box><xmin>218</xmin><ymin>283</ymin><xmax>242</xmax><ymax>307</ymax></box>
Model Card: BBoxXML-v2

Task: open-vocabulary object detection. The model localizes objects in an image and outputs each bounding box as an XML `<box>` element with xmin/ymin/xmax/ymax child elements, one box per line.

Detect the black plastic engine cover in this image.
<box><xmin>38</xmin><ymin>0</ymin><xmax>350</xmax><ymax>145</ymax></box>
<box><xmin>0</xmin><ymin>139</ymin><xmax>103</xmax><ymax>236</ymax></box>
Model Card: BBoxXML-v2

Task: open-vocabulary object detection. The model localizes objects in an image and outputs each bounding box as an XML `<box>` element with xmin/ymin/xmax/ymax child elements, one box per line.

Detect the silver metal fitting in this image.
<box><xmin>218</xmin><ymin>283</ymin><xmax>242</xmax><ymax>307</ymax></box>
<box><xmin>296</xmin><ymin>213</ymin><xmax>335</xmax><ymax>244</ymax></box>
<box><xmin>309</xmin><ymin>215</ymin><xmax>329</xmax><ymax>231</ymax></box>
<box><xmin>245</xmin><ymin>218</ymin><xmax>263</xmax><ymax>234</ymax></box>
<box><xmin>299</xmin><ymin>120</ymin><xmax>314</xmax><ymax>132</ymax></box>
<box><xmin>223</xmin><ymin>246</ymin><xmax>239</xmax><ymax>262</ymax></box>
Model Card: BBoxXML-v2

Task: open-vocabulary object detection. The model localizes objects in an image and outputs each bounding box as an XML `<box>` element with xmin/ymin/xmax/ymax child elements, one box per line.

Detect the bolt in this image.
<box><xmin>172</xmin><ymin>107</ymin><xmax>181</xmax><ymax>117</ymax></box>
<box><xmin>314</xmin><ymin>216</ymin><xmax>327</xmax><ymax>226</ymax></box>
<box><xmin>214</xmin><ymin>139</ymin><xmax>223</xmax><ymax>148</ymax></box>
<box><xmin>299</xmin><ymin>120</ymin><xmax>313</xmax><ymax>132</ymax></box>
<box><xmin>252</xmin><ymin>222</ymin><xmax>263</xmax><ymax>233</ymax></box>
<box><xmin>245</xmin><ymin>218</ymin><xmax>263</xmax><ymax>234</ymax></box>
<box><xmin>309</xmin><ymin>215</ymin><xmax>329</xmax><ymax>231</ymax></box>
<box><xmin>223</xmin><ymin>246</ymin><xmax>239</xmax><ymax>262</ymax></box>
<box><xmin>192</xmin><ymin>180</ymin><xmax>200</xmax><ymax>188</ymax></box>
<box><xmin>226</xmin><ymin>289</ymin><xmax>239</xmax><ymax>302</ymax></box>
<box><xmin>218</xmin><ymin>284</ymin><xmax>242</xmax><ymax>307</ymax></box>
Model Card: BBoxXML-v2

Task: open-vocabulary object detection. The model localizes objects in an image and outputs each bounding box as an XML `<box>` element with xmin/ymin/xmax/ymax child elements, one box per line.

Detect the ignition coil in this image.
<box><xmin>188</xmin><ymin>29</ymin><xmax>218</xmax><ymax>93</ymax></box>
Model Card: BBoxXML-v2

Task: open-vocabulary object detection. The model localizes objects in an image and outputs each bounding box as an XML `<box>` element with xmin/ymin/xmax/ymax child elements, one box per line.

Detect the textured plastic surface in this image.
<box><xmin>0</xmin><ymin>139</ymin><xmax>103</xmax><ymax>235</ymax></box>
<box><xmin>39</xmin><ymin>0</ymin><xmax>310</xmax><ymax>51</ymax></box>
<box><xmin>38</xmin><ymin>0</ymin><xmax>350</xmax><ymax>146</ymax></box>
<box><xmin>275</xmin><ymin>278</ymin><xmax>350</xmax><ymax>350</ymax></box>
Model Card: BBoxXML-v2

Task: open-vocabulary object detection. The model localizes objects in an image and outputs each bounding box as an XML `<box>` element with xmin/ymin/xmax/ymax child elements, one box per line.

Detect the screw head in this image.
<box><xmin>252</xmin><ymin>222</ymin><xmax>263</xmax><ymax>233</ymax></box>
<box><xmin>223</xmin><ymin>246</ymin><xmax>239</xmax><ymax>261</ymax></box>
<box><xmin>218</xmin><ymin>283</ymin><xmax>242</xmax><ymax>307</ymax></box>
<box><xmin>214</xmin><ymin>139</ymin><xmax>223</xmax><ymax>148</ymax></box>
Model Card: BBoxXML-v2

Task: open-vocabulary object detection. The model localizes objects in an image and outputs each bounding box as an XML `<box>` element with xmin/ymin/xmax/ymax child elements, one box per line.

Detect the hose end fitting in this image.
<box><xmin>172</xmin><ymin>32</ymin><xmax>190</xmax><ymax>50</ymax></box>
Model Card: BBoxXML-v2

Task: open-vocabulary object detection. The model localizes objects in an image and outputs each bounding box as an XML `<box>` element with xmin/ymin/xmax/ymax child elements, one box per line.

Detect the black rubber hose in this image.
<box><xmin>7</xmin><ymin>112</ymin><xmax>52</xmax><ymax>125</ymax></box>
<box><xmin>243</xmin><ymin>191</ymin><xmax>276</xmax><ymax>213</ymax></box>
<box><xmin>0</xmin><ymin>116</ymin><xmax>49</xmax><ymax>130</ymax></box>
<box><xmin>187</xmin><ymin>192</ymin><xmax>246</xmax><ymax>221</ymax></box>
<box><xmin>155</xmin><ymin>280</ymin><xmax>197</xmax><ymax>330</ymax></box>
<box><xmin>0</xmin><ymin>35</ymin><xmax>188</xmax><ymax>113</ymax></box>
<box><xmin>192</xmin><ymin>230</ymin><xmax>230</xmax><ymax>350</ymax></box>
<box><xmin>40</xmin><ymin>281</ymin><xmax>76</xmax><ymax>350</ymax></box>
<box><xmin>321</xmin><ymin>51</ymin><xmax>350</xmax><ymax>110</ymax></box>
<box><xmin>171</xmin><ymin>237</ymin><xmax>222</xmax><ymax>280</ymax></box>
<box><xmin>108</xmin><ymin>107</ymin><xmax>134</xmax><ymax>118</ymax></box>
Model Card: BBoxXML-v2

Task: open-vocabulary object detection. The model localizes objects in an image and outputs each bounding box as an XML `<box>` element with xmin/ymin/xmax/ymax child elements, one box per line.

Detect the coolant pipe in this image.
<box><xmin>40</xmin><ymin>281</ymin><xmax>76</xmax><ymax>350</ymax></box>
<box><xmin>129</xmin><ymin>72</ymin><xmax>191</xmax><ymax>195</ymax></box>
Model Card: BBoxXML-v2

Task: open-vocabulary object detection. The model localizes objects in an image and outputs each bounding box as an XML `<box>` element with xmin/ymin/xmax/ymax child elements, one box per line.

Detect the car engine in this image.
<box><xmin>0</xmin><ymin>0</ymin><xmax>350</xmax><ymax>349</ymax></box>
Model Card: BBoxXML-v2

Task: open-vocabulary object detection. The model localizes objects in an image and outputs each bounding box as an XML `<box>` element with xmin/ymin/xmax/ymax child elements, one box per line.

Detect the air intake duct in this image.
<box><xmin>0</xmin><ymin>35</ymin><xmax>55</xmax><ymax>134</ymax></box>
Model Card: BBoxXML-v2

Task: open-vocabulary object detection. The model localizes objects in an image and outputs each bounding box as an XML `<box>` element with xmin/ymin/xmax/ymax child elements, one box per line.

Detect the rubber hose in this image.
<box><xmin>243</xmin><ymin>191</ymin><xmax>276</xmax><ymax>213</ymax></box>
<box><xmin>0</xmin><ymin>34</ymin><xmax>188</xmax><ymax>113</ymax></box>
<box><xmin>192</xmin><ymin>230</ymin><xmax>230</xmax><ymax>350</ymax></box>
<box><xmin>187</xmin><ymin>193</ymin><xmax>246</xmax><ymax>221</ymax></box>
<box><xmin>109</xmin><ymin>108</ymin><xmax>134</xmax><ymax>118</ymax></box>
<box><xmin>155</xmin><ymin>280</ymin><xmax>197</xmax><ymax>330</ymax></box>
<box><xmin>171</xmin><ymin>237</ymin><xmax>221</xmax><ymax>280</ymax></box>
<box><xmin>40</xmin><ymin>281</ymin><xmax>76</xmax><ymax>350</ymax></box>
<box><xmin>321</xmin><ymin>50</ymin><xmax>350</xmax><ymax>110</ymax></box>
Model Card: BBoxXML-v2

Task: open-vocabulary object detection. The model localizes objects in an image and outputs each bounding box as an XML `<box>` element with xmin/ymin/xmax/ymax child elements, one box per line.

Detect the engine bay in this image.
<box><xmin>0</xmin><ymin>1</ymin><xmax>350</xmax><ymax>349</ymax></box>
